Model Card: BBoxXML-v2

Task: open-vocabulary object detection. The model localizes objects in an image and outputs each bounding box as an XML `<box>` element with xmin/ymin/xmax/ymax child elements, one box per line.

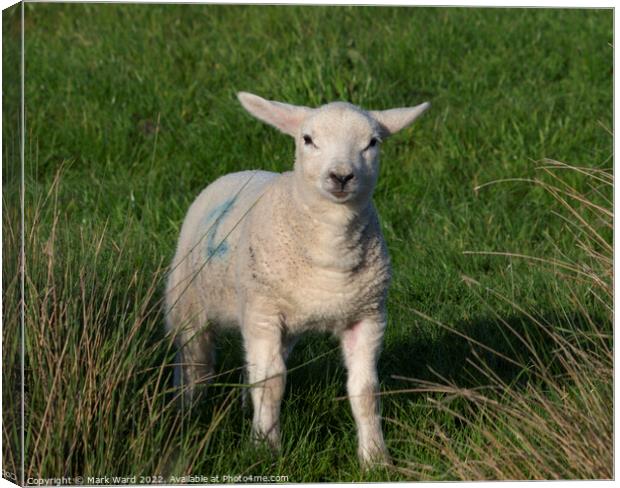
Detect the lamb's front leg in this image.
<box><xmin>243</xmin><ymin>309</ymin><xmax>287</xmax><ymax>450</ymax></box>
<box><xmin>341</xmin><ymin>316</ymin><xmax>390</xmax><ymax>466</ymax></box>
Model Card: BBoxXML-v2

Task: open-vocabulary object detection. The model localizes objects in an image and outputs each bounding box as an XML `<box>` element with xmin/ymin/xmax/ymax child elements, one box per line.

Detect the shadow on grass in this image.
<box><xmin>381</xmin><ymin>309</ymin><xmax>602</xmax><ymax>392</ymax></box>
<box><xmin>163</xmin><ymin>306</ymin><xmax>604</xmax><ymax>480</ymax></box>
<box><xmin>189</xmin><ymin>307</ymin><xmax>597</xmax><ymax>420</ymax></box>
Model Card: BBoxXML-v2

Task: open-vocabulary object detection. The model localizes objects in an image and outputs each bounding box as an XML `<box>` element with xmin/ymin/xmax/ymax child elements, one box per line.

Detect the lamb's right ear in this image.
<box><xmin>237</xmin><ymin>92</ymin><xmax>312</xmax><ymax>137</ymax></box>
<box><xmin>370</xmin><ymin>102</ymin><xmax>431</xmax><ymax>138</ymax></box>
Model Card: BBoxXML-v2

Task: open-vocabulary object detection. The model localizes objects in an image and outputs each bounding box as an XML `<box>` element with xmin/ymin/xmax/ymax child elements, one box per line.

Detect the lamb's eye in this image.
<box><xmin>365</xmin><ymin>137</ymin><xmax>379</xmax><ymax>150</ymax></box>
<box><xmin>303</xmin><ymin>135</ymin><xmax>314</xmax><ymax>146</ymax></box>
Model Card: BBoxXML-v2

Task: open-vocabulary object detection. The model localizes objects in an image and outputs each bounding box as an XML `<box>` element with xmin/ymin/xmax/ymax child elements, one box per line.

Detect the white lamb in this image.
<box><xmin>165</xmin><ymin>92</ymin><xmax>430</xmax><ymax>466</ymax></box>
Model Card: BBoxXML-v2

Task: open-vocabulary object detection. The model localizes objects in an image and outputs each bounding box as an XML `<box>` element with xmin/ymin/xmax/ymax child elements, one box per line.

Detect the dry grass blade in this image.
<box><xmin>392</xmin><ymin>161</ymin><xmax>612</xmax><ymax>480</ymax></box>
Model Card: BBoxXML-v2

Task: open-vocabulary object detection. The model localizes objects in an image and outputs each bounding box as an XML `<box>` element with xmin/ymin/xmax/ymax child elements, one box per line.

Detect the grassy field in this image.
<box><xmin>3</xmin><ymin>4</ymin><xmax>613</xmax><ymax>482</ymax></box>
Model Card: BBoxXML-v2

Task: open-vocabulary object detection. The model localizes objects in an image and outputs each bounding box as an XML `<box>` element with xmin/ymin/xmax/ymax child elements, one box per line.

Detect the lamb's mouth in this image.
<box><xmin>329</xmin><ymin>190</ymin><xmax>352</xmax><ymax>201</ymax></box>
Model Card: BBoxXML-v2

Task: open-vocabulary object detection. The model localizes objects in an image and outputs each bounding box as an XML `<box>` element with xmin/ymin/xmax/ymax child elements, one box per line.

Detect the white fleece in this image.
<box><xmin>165</xmin><ymin>92</ymin><xmax>429</xmax><ymax>466</ymax></box>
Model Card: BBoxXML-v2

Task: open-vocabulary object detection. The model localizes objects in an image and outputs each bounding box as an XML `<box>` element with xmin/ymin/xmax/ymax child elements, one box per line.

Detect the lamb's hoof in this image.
<box><xmin>359</xmin><ymin>448</ymin><xmax>392</xmax><ymax>470</ymax></box>
<box><xmin>251</xmin><ymin>430</ymin><xmax>281</xmax><ymax>455</ymax></box>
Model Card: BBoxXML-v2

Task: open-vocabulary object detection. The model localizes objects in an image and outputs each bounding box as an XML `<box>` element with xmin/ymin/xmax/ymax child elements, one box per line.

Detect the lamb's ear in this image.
<box><xmin>370</xmin><ymin>102</ymin><xmax>431</xmax><ymax>138</ymax></box>
<box><xmin>237</xmin><ymin>92</ymin><xmax>312</xmax><ymax>137</ymax></box>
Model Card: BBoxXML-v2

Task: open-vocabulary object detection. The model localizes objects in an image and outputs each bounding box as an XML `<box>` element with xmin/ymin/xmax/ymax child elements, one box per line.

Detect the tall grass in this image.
<box><xmin>2</xmin><ymin>167</ymin><xmax>246</xmax><ymax>480</ymax></box>
<box><xmin>391</xmin><ymin>160</ymin><xmax>613</xmax><ymax>480</ymax></box>
<box><xmin>7</xmin><ymin>157</ymin><xmax>611</xmax><ymax>482</ymax></box>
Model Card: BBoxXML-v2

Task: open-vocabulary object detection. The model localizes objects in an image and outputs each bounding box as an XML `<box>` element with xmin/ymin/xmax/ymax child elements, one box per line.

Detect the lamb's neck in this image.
<box><xmin>289</xmin><ymin>183</ymin><xmax>373</xmax><ymax>271</ymax></box>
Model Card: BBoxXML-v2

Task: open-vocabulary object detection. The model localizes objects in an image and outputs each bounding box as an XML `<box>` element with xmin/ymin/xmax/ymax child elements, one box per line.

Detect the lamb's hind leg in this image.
<box><xmin>174</xmin><ymin>325</ymin><xmax>216</xmax><ymax>404</ymax></box>
<box><xmin>166</xmin><ymin>281</ymin><xmax>215</xmax><ymax>405</ymax></box>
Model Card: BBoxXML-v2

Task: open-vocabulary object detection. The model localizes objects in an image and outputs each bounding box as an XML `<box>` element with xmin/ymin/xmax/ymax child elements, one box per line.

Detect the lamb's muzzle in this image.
<box><xmin>165</xmin><ymin>91</ymin><xmax>430</xmax><ymax>467</ymax></box>
<box><xmin>329</xmin><ymin>171</ymin><xmax>355</xmax><ymax>186</ymax></box>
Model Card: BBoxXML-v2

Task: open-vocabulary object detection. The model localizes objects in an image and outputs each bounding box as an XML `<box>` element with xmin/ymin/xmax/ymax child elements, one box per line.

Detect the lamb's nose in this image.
<box><xmin>329</xmin><ymin>172</ymin><xmax>355</xmax><ymax>189</ymax></box>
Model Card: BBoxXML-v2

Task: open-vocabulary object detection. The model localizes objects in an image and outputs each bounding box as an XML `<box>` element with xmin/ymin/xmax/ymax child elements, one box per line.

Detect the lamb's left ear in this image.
<box><xmin>370</xmin><ymin>102</ymin><xmax>431</xmax><ymax>137</ymax></box>
<box><xmin>237</xmin><ymin>92</ymin><xmax>312</xmax><ymax>137</ymax></box>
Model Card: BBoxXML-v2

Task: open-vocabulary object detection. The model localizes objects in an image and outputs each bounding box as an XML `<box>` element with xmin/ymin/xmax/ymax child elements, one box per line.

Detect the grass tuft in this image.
<box><xmin>390</xmin><ymin>161</ymin><xmax>612</xmax><ymax>480</ymax></box>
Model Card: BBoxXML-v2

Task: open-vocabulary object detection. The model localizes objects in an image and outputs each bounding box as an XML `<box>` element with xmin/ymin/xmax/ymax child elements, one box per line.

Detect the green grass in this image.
<box><xmin>2</xmin><ymin>4</ymin><xmax>612</xmax><ymax>482</ymax></box>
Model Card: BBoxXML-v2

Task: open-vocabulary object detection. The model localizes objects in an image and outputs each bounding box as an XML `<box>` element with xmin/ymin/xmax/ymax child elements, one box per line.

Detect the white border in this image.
<box><xmin>0</xmin><ymin>2</ymin><xmax>615</xmax><ymax>488</ymax></box>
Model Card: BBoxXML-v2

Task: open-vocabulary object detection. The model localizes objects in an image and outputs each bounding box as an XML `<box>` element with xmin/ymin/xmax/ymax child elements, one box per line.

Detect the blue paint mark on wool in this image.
<box><xmin>203</xmin><ymin>197</ymin><xmax>236</xmax><ymax>259</ymax></box>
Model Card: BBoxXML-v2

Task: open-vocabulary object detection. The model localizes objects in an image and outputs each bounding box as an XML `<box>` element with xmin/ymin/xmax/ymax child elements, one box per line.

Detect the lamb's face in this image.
<box><xmin>237</xmin><ymin>92</ymin><xmax>430</xmax><ymax>207</ymax></box>
<box><xmin>296</xmin><ymin>103</ymin><xmax>382</xmax><ymax>205</ymax></box>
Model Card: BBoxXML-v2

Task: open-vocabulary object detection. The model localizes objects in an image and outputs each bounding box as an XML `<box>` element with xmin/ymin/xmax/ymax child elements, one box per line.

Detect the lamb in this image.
<box><xmin>165</xmin><ymin>92</ymin><xmax>430</xmax><ymax>466</ymax></box>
